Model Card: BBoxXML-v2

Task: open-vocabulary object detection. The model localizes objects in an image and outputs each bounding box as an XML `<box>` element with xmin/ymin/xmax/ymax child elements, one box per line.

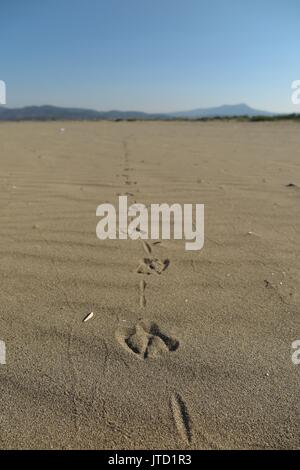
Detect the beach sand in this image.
<box><xmin>0</xmin><ymin>121</ymin><xmax>299</xmax><ymax>449</ymax></box>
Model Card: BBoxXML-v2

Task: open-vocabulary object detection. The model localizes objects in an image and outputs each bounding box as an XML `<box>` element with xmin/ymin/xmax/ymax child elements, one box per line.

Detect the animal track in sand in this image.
<box><xmin>137</xmin><ymin>241</ymin><xmax>170</xmax><ymax>275</ymax></box>
<box><xmin>116</xmin><ymin>320</ymin><xmax>179</xmax><ymax>360</ymax></box>
<box><xmin>136</xmin><ymin>257</ymin><xmax>170</xmax><ymax>275</ymax></box>
<box><xmin>170</xmin><ymin>393</ymin><xmax>192</xmax><ymax>444</ymax></box>
<box><xmin>142</xmin><ymin>240</ymin><xmax>152</xmax><ymax>256</ymax></box>
<box><xmin>121</xmin><ymin>139</ymin><xmax>136</xmax><ymax>186</ymax></box>
<box><xmin>139</xmin><ymin>279</ymin><xmax>146</xmax><ymax>307</ymax></box>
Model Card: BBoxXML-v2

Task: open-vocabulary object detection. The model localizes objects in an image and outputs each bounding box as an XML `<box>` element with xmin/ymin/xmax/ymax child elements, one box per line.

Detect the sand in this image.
<box><xmin>0</xmin><ymin>120</ymin><xmax>299</xmax><ymax>449</ymax></box>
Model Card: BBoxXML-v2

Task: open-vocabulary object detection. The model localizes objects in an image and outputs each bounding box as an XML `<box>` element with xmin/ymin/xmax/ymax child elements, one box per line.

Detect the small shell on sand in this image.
<box><xmin>83</xmin><ymin>312</ymin><xmax>94</xmax><ymax>322</ymax></box>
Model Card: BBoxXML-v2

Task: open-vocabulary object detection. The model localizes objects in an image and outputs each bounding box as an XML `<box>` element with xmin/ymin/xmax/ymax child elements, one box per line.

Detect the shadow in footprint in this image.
<box><xmin>143</xmin><ymin>321</ymin><xmax>179</xmax><ymax>352</ymax></box>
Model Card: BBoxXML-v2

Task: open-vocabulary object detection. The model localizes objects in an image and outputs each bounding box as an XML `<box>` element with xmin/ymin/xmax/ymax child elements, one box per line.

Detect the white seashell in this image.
<box><xmin>83</xmin><ymin>311</ymin><xmax>94</xmax><ymax>322</ymax></box>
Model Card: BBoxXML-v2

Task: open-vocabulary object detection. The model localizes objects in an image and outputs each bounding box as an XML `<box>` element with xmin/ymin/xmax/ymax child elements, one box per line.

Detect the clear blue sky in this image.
<box><xmin>1</xmin><ymin>0</ymin><xmax>299</xmax><ymax>112</ymax></box>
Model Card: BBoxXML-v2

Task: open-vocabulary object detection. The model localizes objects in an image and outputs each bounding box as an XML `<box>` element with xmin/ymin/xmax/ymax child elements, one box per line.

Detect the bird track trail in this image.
<box><xmin>117</xmin><ymin>137</ymin><xmax>193</xmax><ymax>447</ymax></box>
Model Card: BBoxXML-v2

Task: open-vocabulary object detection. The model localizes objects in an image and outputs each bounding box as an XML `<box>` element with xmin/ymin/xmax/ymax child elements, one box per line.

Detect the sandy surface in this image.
<box><xmin>0</xmin><ymin>121</ymin><xmax>299</xmax><ymax>449</ymax></box>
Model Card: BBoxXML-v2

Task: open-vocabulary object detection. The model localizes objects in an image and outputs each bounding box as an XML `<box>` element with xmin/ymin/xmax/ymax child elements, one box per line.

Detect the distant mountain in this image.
<box><xmin>0</xmin><ymin>103</ymin><xmax>275</xmax><ymax>121</ymax></box>
<box><xmin>0</xmin><ymin>105</ymin><xmax>165</xmax><ymax>121</ymax></box>
<box><xmin>169</xmin><ymin>103</ymin><xmax>275</xmax><ymax>118</ymax></box>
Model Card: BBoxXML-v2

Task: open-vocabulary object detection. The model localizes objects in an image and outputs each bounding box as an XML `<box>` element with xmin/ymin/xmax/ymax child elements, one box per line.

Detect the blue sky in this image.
<box><xmin>1</xmin><ymin>0</ymin><xmax>299</xmax><ymax>112</ymax></box>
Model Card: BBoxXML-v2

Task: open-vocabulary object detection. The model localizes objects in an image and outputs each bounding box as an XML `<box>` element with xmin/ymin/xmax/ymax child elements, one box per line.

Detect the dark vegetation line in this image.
<box><xmin>1</xmin><ymin>115</ymin><xmax>300</xmax><ymax>122</ymax></box>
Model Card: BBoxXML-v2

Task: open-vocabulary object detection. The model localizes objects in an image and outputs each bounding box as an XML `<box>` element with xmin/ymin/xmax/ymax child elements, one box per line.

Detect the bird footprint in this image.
<box><xmin>116</xmin><ymin>320</ymin><xmax>179</xmax><ymax>360</ymax></box>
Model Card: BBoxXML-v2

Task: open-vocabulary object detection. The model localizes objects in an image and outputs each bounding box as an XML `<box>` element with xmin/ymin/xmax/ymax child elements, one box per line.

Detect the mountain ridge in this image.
<box><xmin>169</xmin><ymin>103</ymin><xmax>274</xmax><ymax>118</ymax></box>
<box><xmin>0</xmin><ymin>103</ymin><xmax>276</xmax><ymax>120</ymax></box>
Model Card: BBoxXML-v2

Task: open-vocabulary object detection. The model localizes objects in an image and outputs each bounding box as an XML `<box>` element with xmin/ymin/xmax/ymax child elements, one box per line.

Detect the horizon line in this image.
<box><xmin>0</xmin><ymin>102</ymin><xmax>288</xmax><ymax>115</ymax></box>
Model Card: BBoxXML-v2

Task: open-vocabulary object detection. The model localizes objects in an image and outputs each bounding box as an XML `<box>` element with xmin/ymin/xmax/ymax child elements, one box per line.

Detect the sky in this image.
<box><xmin>1</xmin><ymin>0</ymin><xmax>300</xmax><ymax>113</ymax></box>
